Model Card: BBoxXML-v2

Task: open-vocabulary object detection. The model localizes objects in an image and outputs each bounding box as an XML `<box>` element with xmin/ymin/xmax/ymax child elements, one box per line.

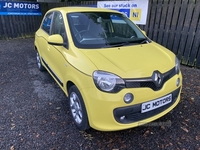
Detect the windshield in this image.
<box><xmin>67</xmin><ymin>12</ymin><xmax>147</xmax><ymax>49</ymax></box>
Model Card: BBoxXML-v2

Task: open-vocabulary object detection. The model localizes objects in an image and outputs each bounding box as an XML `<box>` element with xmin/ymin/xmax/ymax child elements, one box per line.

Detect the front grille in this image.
<box><xmin>113</xmin><ymin>87</ymin><xmax>181</xmax><ymax>124</ymax></box>
<box><xmin>124</xmin><ymin>67</ymin><xmax>176</xmax><ymax>91</ymax></box>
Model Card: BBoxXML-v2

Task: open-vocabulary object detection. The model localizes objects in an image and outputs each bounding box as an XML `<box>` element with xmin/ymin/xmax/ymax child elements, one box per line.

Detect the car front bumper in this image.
<box><xmin>80</xmin><ymin>73</ymin><xmax>182</xmax><ymax>131</ymax></box>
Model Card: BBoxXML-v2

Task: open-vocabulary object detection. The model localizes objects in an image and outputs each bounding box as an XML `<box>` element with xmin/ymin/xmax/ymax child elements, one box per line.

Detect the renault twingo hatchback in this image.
<box><xmin>34</xmin><ymin>7</ymin><xmax>182</xmax><ymax>131</ymax></box>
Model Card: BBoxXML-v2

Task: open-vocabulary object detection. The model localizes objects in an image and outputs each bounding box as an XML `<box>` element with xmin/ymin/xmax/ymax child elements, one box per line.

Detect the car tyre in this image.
<box><xmin>69</xmin><ymin>85</ymin><xmax>90</xmax><ymax>130</ymax></box>
<box><xmin>36</xmin><ymin>51</ymin><xmax>45</xmax><ymax>71</ymax></box>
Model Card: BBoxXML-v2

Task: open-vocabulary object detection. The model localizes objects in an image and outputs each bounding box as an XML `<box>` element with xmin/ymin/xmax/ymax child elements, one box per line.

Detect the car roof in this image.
<box><xmin>47</xmin><ymin>7</ymin><xmax>120</xmax><ymax>14</ymax></box>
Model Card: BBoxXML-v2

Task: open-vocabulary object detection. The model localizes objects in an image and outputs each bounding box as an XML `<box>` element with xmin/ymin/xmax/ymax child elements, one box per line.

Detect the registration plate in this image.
<box><xmin>141</xmin><ymin>94</ymin><xmax>172</xmax><ymax>113</ymax></box>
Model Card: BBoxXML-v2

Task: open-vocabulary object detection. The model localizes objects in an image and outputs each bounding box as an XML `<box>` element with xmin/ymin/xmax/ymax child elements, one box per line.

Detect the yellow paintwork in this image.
<box><xmin>34</xmin><ymin>7</ymin><xmax>182</xmax><ymax>131</ymax></box>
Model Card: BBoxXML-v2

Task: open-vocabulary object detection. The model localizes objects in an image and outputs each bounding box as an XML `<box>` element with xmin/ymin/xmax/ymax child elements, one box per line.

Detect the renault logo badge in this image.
<box><xmin>152</xmin><ymin>71</ymin><xmax>163</xmax><ymax>87</ymax></box>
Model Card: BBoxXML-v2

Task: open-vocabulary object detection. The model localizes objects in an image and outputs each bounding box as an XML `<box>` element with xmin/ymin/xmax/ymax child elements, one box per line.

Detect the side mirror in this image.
<box><xmin>47</xmin><ymin>34</ymin><xmax>63</xmax><ymax>46</ymax></box>
<box><xmin>141</xmin><ymin>30</ymin><xmax>147</xmax><ymax>36</ymax></box>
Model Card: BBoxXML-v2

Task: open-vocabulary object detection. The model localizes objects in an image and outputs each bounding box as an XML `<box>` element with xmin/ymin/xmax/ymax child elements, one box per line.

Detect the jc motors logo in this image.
<box><xmin>3</xmin><ymin>2</ymin><xmax>13</xmax><ymax>8</ymax></box>
<box><xmin>142</xmin><ymin>103</ymin><xmax>150</xmax><ymax>112</ymax></box>
<box><xmin>141</xmin><ymin>101</ymin><xmax>153</xmax><ymax>113</ymax></box>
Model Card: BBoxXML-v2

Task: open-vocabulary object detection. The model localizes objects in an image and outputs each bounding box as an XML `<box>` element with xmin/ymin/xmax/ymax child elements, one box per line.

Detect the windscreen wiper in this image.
<box><xmin>102</xmin><ymin>41</ymin><xmax>130</xmax><ymax>48</ymax></box>
<box><xmin>109</xmin><ymin>42</ymin><xmax>130</xmax><ymax>47</ymax></box>
<box><xmin>139</xmin><ymin>38</ymin><xmax>150</xmax><ymax>44</ymax></box>
<box><xmin>101</xmin><ymin>38</ymin><xmax>150</xmax><ymax>48</ymax></box>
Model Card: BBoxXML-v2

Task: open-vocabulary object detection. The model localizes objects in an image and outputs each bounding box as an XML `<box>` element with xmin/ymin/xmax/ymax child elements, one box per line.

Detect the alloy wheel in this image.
<box><xmin>70</xmin><ymin>92</ymin><xmax>83</xmax><ymax>124</ymax></box>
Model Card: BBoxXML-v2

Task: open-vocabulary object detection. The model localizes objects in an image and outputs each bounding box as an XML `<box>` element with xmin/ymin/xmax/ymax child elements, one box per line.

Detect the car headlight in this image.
<box><xmin>175</xmin><ymin>57</ymin><xmax>180</xmax><ymax>74</ymax></box>
<box><xmin>93</xmin><ymin>71</ymin><xmax>125</xmax><ymax>93</ymax></box>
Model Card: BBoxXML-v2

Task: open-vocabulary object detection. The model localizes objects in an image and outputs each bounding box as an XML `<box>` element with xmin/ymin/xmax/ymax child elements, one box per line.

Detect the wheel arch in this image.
<box><xmin>66</xmin><ymin>81</ymin><xmax>75</xmax><ymax>95</ymax></box>
<box><xmin>34</xmin><ymin>45</ymin><xmax>37</xmax><ymax>50</ymax></box>
<box><xmin>65</xmin><ymin>79</ymin><xmax>92</xmax><ymax>127</ymax></box>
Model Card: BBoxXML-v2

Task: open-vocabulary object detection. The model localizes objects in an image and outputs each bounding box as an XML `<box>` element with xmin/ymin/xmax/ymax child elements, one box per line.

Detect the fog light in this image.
<box><xmin>176</xmin><ymin>78</ymin><xmax>180</xmax><ymax>87</ymax></box>
<box><xmin>124</xmin><ymin>93</ymin><xmax>134</xmax><ymax>103</ymax></box>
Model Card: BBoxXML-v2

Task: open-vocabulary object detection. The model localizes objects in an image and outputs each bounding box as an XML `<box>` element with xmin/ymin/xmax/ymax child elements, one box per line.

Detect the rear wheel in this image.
<box><xmin>69</xmin><ymin>85</ymin><xmax>90</xmax><ymax>130</ymax></box>
<box><xmin>36</xmin><ymin>51</ymin><xmax>45</xmax><ymax>71</ymax></box>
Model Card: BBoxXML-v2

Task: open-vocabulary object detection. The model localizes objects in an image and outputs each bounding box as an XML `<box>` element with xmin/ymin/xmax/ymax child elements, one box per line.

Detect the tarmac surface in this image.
<box><xmin>0</xmin><ymin>38</ymin><xmax>200</xmax><ymax>150</ymax></box>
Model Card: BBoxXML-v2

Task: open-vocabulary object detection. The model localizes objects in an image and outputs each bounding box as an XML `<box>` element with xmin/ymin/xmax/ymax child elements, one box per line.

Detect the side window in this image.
<box><xmin>41</xmin><ymin>12</ymin><xmax>53</xmax><ymax>34</ymax></box>
<box><xmin>51</xmin><ymin>12</ymin><xmax>68</xmax><ymax>46</ymax></box>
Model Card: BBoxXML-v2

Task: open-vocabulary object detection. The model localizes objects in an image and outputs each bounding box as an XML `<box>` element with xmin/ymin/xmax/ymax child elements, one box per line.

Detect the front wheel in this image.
<box><xmin>69</xmin><ymin>85</ymin><xmax>90</xmax><ymax>130</ymax></box>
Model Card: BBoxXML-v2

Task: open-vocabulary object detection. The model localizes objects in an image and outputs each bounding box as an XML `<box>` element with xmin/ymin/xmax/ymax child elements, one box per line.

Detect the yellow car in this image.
<box><xmin>34</xmin><ymin>7</ymin><xmax>182</xmax><ymax>131</ymax></box>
